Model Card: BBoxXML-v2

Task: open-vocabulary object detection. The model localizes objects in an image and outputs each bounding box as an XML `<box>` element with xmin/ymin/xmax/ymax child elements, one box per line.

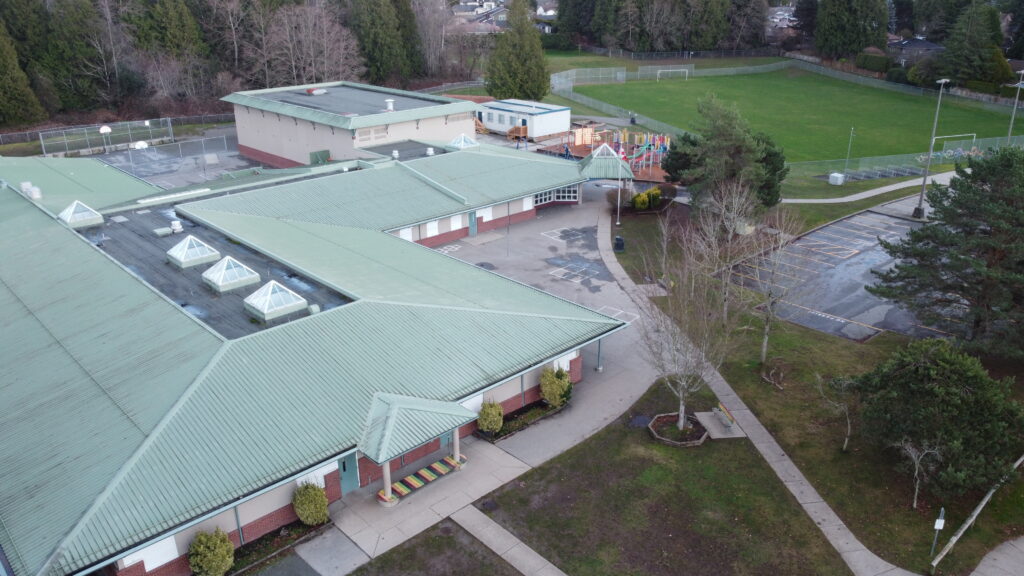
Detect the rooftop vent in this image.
<box><xmin>28</xmin><ymin>186</ymin><xmax>42</xmax><ymax>200</ymax></box>
<box><xmin>392</xmin><ymin>150</ymin><xmax>400</xmax><ymax>160</ymax></box>
<box><xmin>58</xmin><ymin>200</ymin><xmax>104</xmax><ymax>228</ymax></box>
<box><xmin>306</xmin><ymin>88</ymin><xmax>328</xmax><ymax>96</ymax></box>
<box><xmin>19</xmin><ymin>182</ymin><xmax>32</xmax><ymax>193</ymax></box>
<box><xmin>426</xmin><ymin>147</ymin><xmax>435</xmax><ymax>156</ymax></box>
<box><xmin>385</xmin><ymin>98</ymin><xmax>395</xmax><ymax>111</ymax></box>
<box><xmin>202</xmin><ymin>256</ymin><xmax>261</xmax><ymax>294</ymax></box>
<box><xmin>243</xmin><ymin>280</ymin><xmax>308</xmax><ymax>322</ymax></box>
<box><xmin>166</xmin><ymin>235</ymin><xmax>220</xmax><ymax>269</ymax></box>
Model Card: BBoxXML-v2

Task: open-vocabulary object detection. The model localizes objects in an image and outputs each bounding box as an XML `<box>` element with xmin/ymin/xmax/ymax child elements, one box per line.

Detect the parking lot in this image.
<box><xmin>734</xmin><ymin>196</ymin><xmax>946</xmax><ymax>341</ymax></box>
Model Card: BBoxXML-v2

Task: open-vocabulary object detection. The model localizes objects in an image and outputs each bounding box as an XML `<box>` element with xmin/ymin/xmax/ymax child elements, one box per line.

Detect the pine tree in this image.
<box><xmin>0</xmin><ymin>22</ymin><xmax>46</xmax><ymax>126</ymax></box>
<box><xmin>868</xmin><ymin>147</ymin><xmax>1024</xmax><ymax>359</ymax></box>
<box><xmin>0</xmin><ymin>0</ymin><xmax>47</xmax><ymax>70</ymax></box>
<box><xmin>485</xmin><ymin>0</ymin><xmax>549</xmax><ymax>101</ymax></box>
<box><xmin>153</xmin><ymin>0</ymin><xmax>207</xmax><ymax>59</ymax></box>
<box><xmin>942</xmin><ymin>3</ymin><xmax>1007</xmax><ymax>85</ymax></box>
<box><xmin>350</xmin><ymin>0</ymin><xmax>406</xmax><ymax>85</ymax></box>
<box><xmin>41</xmin><ymin>0</ymin><xmax>101</xmax><ymax>110</ymax></box>
<box><xmin>815</xmin><ymin>0</ymin><xmax>886</xmax><ymax>57</ymax></box>
<box><xmin>392</xmin><ymin>0</ymin><xmax>424</xmax><ymax>77</ymax></box>
<box><xmin>793</xmin><ymin>0</ymin><xmax>818</xmax><ymax>38</ymax></box>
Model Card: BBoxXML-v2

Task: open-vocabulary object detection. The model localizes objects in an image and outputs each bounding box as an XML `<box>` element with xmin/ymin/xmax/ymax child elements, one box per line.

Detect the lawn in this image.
<box><xmin>476</xmin><ymin>384</ymin><xmax>851</xmax><ymax>576</ymax></box>
<box><xmin>544</xmin><ymin>49</ymin><xmax>785</xmax><ymax>73</ymax></box>
<box><xmin>787</xmin><ymin>187</ymin><xmax>920</xmax><ymax>230</ymax></box>
<box><xmin>610</xmin><ymin>201</ymin><xmax>1024</xmax><ymax>575</ymax></box>
<box><xmin>576</xmin><ymin>68</ymin><xmax>1022</xmax><ymax>161</ymax></box>
<box><xmin>349</xmin><ymin>519</ymin><xmax>519</xmax><ymax>576</ymax></box>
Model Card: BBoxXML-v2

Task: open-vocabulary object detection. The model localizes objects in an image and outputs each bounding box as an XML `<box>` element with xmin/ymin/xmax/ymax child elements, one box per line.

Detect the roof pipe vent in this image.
<box><xmin>426</xmin><ymin>147</ymin><xmax>435</xmax><ymax>156</ymax></box>
<box><xmin>28</xmin><ymin>186</ymin><xmax>42</xmax><ymax>200</ymax></box>
<box><xmin>385</xmin><ymin>98</ymin><xmax>395</xmax><ymax>112</ymax></box>
<box><xmin>392</xmin><ymin>150</ymin><xmax>400</xmax><ymax>160</ymax></box>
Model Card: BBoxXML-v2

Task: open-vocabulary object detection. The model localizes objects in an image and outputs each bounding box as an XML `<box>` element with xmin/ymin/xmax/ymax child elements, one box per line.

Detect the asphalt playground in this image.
<box><xmin>733</xmin><ymin>195</ymin><xmax>946</xmax><ymax>341</ymax></box>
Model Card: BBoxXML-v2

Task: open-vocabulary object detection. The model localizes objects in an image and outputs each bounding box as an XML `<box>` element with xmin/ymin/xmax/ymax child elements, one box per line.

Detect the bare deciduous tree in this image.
<box><xmin>641</xmin><ymin>0</ymin><xmax>677</xmax><ymax>51</ymax></box>
<box><xmin>266</xmin><ymin>1</ymin><xmax>364</xmax><ymax>86</ymax></box>
<box><xmin>745</xmin><ymin>206</ymin><xmax>804</xmax><ymax>367</ymax></box>
<box><xmin>893</xmin><ymin>438</ymin><xmax>941</xmax><ymax>509</ymax></box>
<box><xmin>208</xmin><ymin>0</ymin><xmax>246</xmax><ymax>73</ymax></box>
<box><xmin>412</xmin><ymin>0</ymin><xmax>448</xmax><ymax>77</ymax></box>
<box><xmin>637</xmin><ymin>212</ymin><xmax>743</xmax><ymax>430</ymax></box>
<box><xmin>816</xmin><ymin>375</ymin><xmax>854</xmax><ymax>452</ymax></box>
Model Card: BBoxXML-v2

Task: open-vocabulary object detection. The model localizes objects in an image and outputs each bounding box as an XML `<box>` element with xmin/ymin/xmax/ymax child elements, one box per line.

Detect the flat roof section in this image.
<box><xmin>483</xmin><ymin>99</ymin><xmax>570</xmax><ymax>115</ymax></box>
<box><xmin>364</xmin><ymin>140</ymin><xmax>450</xmax><ymax>160</ymax></box>
<box><xmin>260</xmin><ymin>85</ymin><xmax>440</xmax><ymax>117</ymax></box>
<box><xmin>94</xmin><ymin>206</ymin><xmax>349</xmax><ymax>339</ymax></box>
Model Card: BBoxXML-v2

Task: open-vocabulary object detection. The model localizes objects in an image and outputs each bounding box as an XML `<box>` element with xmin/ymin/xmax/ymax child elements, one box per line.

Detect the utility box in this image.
<box><xmin>829</xmin><ymin>172</ymin><xmax>846</xmax><ymax>186</ymax></box>
<box><xmin>614</xmin><ymin>236</ymin><xmax>625</xmax><ymax>252</ymax></box>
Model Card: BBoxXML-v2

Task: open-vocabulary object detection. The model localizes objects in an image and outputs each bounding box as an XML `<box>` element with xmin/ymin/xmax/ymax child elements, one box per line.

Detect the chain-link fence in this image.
<box><xmin>39</xmin><ymin>118</ymin><xmax>175</xmax><ymax>156</ymax></box>
<box><xmin>636</xmin><ymin>64</ymin><xmax>695</xmax><ymax>80</ymax></box>
<box><xmin>584</xmin><ymin>46</ymin><xmax>781</xmax><ymax>60</ymax></box>
<box><xmin>417</xmin><ymin>80</ymin><xmax>485</xmax><ymax>94</ymax></box>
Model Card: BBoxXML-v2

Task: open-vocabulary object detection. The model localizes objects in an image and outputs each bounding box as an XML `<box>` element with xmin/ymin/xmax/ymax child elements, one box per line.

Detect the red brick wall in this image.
<box><xmin>241</xmin><ymin>503</ymin><xmax>297</xmax><ymax>542</ymax></box>
<box><xmin>324</xmin><ymin>470</ymin><xmax>341</xmax><ymax>503</ymax></box>
<box><xmin>237</xmin><ymin>144</ymin><xmax>305</xmax><ymax>169</ymax></box>
<box><xmin>477</xmin><ymin>208</ymin><xmax>536</xmax><ymax>233</ymax></box>
<box><xmin>112</xmin><ymin>531</ymin><xmax>241</xmax><ymax>576</ymax></box>
<box><xmin>416</xmin><ymin>226</ymin><xmax>469</xmax><ymax>248</ymax></box>
<box><xmin>569</xmin><ymin>355</ymin><xmax>583</xmax><ymax>384</ymax></box>
<box><xmin>357</xmin><ymin>438</ymin><xmax>442</xmax><ymax>487</ymax></box>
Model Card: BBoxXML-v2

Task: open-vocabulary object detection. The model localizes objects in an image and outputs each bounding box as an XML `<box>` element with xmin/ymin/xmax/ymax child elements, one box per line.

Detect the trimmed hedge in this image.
<box><xmin>855</xmin><ymin>53</ymin><xmax>892</xmax><ymax>73</ymax></box>
<box><xmin>885</xmin><ymin>67</ymin><xmax>910</xmax><ymax>84</ymax></box>
<box><xmin>292</xmin><ymin>483</ymin><xmax>329</xmax><ymax>526</ymax></box>
<box><xmin>188</xmin><ymin>529</ymin><xmax>234</xmax><ymax>576</ymax></box>
<box><xmin>965</xmin><ymin>80</ymin><xmax>998</xmax><ymax>95</ymax></box>
<box><xmin>478</xmin><ymin>401</ymin><xmax>503</xmax><ymax>433</ymax></box>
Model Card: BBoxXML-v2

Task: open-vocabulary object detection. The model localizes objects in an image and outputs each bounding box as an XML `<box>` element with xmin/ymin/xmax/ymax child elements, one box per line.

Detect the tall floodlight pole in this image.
<box><xmin>1007</xmin><ymin>70</ymin><xmax>1024</xmax><ymax>146</ymax></box>
<box><xmin>914</xmin><ymin>78</ymin><xmax>950</xmax><ymax>219</ymax></box>
<box><xmin>616</xmin><ymin>158</ymin><xmax>623</xmax><ymax>226</ymax></box>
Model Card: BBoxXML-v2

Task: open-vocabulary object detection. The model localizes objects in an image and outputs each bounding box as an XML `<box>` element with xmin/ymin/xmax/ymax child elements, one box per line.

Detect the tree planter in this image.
<box><xmin>647</xmin><ymin>413</ymin><xmax>708</xmax><ymax>447</ymax></box>
<box><xmin>474</xmin><ymin>401</ymin><xmax>567</xmax><ymax>443</ymax></box>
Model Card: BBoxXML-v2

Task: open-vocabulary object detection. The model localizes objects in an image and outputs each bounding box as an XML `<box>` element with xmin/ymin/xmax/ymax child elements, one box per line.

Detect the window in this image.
<box><xmin>356</xmin><ymin>129</ymin><xmax>371</xmax><ymax>144</ymax></box>
<box><xmin>498</xmin><ymin>114</ymin><xmax>505</xmax><ymax>125</ymax></box>
<box><xmin>487</xmin><ymin>112</ymin><xmax>494</xmax><ymax>122</ymax></box>
<box><xmin>372</xmin><ymin>126</ymin><xmax>388</xmax><ymax>140</ymax></box>
<box><xmin>554</xmin><ymin>185</ymin><xmax>580</xmax><ymax>202</ymax></box>
<box><xmin>533</xmin><ymin>190</ymin><xmax>554</xmax><ymax>205</ymax></box>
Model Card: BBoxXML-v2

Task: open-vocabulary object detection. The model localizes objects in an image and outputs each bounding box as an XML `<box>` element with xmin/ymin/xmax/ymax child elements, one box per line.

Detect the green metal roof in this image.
<box><xmin>359</xmin><ymin>394</ymin><xmax>476</xmax><ymax>464</ymax></box>
<box><xmin>180</xmin><ymin>145</ymin><xmax>584</xmax><ymax>232</ymax></box>
<box><xmin>222</xmin><ymin>81</ymin><xmax>479</xmax><ymax>131</ymax></box>
<box><xmin>0</xmin><ymin>150</ymin><xmax>623</xmax><ymax>576</ymax></box>
<box><xmin>578</xmin><ymin>143</ymin><xmax>635</xmax><ymax>180</ymax></box>
<box><xmin>0</xmin><ymin>157</ymin><xmax>162</xmax><ymax>215</ymax></box>
<box><xmin>0</xmin><ymin>190</ymin><xmax>223</xmax><ymax>576</ymax></box>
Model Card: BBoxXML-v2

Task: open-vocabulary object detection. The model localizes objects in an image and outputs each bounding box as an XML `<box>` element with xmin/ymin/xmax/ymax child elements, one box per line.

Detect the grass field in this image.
<box><xmin>478</xmin><ymin>384</ymin><xmax>851</xmax><ymax>576</ymax></box>
<box><xmin>576</xmin><ymin>68</ymin><xmax>1022</xmax><ymax>161</ymax></box>
<box><xmin>544</xmin><ymin>50</ymin><xmax>785</xmax><ymax>73</ymax></box>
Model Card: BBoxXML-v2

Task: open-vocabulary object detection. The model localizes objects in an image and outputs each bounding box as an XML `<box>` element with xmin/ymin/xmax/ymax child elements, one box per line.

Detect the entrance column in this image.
<box><xmin>452</xmin><ymin>428</ymin><xmax>462</xmax><ymax>468</ymax></box>
<box><xmin>595</xmin><ymin>339</ymin><xmax>604</xmax><ymax>373</ymax></box>
<box><xmin>382</xmin><ymin>460</ymin><xmax>392</xmax><ymax>500</ymax></box>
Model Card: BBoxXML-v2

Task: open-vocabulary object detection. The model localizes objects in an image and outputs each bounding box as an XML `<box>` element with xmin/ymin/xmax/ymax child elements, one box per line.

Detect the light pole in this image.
<box><xmin>616</xmin><ymin>160</ymin><xmax>622</xmax><ymax>226</ymax></box>
<box><xmin>843</xmin><ymin>127</ymin><xmax>855</xmax><ymax>183</ymax></box>
<box><xmin>914</xmin><ymin>78</ymin><xmax>950</xmax><ymax>219</ymax></box>
<box><xmin>1007</xmin><ymin>70</ymin><xmax>1024</xmax><ymax>146</ymax></box>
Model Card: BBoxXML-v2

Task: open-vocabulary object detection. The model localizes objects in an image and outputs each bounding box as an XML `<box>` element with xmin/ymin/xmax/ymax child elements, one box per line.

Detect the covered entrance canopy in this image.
<box><xmin>359</xmin><ymin>393</ymin><xmax>476</xmax><ymax>501</ymax></box>
<box><xmin>578</xmin><ymin>143</ymin><xmax>635</xmax><ymax>180</ymax></box>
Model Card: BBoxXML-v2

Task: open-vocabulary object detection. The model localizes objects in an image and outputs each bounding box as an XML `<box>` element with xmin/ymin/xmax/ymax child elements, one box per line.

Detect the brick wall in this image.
<box><xmin>416</xmin><ymin>226</ymin><xmax>469</xmax><ymax>248</ymax></box>
<box><xmin>240</xmin><ymin>503</ymin><xmax>297</xmax><ymax>542</ymax></box>
<box><xmin>324</xmin><ymin>470</ymin><xmax>341</xmax><ymax>503</ymax></box>
<box><xmin>569</xmin><ymin>355</ymin><xmax>583</xmax><ymax>383</ymax></box>
<box><xmin>357</xmin><ymin>438</ymin><xmax>442</xmax><ymax>487</ymax></box>
<box><xmin>477</xmin><ymin>208</ymin><xmax>536</xmax><ymax>234</ymax></box>
<box><xmin>113</xmin><ymin>531</ymin><xmax>241</xmax><ymax>576</ymax></box>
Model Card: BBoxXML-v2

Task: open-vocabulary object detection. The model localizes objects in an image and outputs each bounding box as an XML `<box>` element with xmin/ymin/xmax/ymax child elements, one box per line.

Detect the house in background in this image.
<box><xmin>887</xmin><ymin>37</ymin><xmax>946</xmax><ymax>67</ymax></box>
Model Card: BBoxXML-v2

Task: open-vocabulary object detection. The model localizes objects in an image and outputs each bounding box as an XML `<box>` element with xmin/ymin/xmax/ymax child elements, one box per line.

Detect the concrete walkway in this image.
<box><xmin>782</xmin><ymin>171</ymin><xmax>956</xmax><ymax>204</ymax></box>
<box><xmin>451</xmin><ymin>507</ymin><xmax>567</xmax><ymax>576</ymax></box>
<box><xmin>971</xmin><ymin>538</ymin><xmax>1024</xmax><ymax>576</ymax></box>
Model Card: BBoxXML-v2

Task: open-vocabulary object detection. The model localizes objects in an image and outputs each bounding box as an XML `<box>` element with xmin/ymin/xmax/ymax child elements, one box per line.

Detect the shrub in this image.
<box><xmin>188</xmin><ymin>529</ymin><xmax>234</xmax><ymax>576</ymax></box>
<box><xmin>964</xmin><ymin>80</ymin><xmax>998</xmax><ymax>94</ymax></box>
<box><xmin>292</xmin><ymin>483</ymin><xmax>329</xmax><ymax>526</ymax></box>
<box><xmin>540</xmin><ymin>367</ymin><xmax>572</xmax><ymax>408</ymax></box>
<box><xmin>855</xmin><ymin>52</ymin><xmax>891</xmax><ymax>73</ymax></box>
<box><xmin>644</xmin><ymin>185</ymin><xmax>662</xmax><ymax>207</ymax></box>
<box><xmin>541</xmin><ymin>33</ymin><xmax>573</xmax><ymax>51</ymax></box>
<box><xmin>478</xmin><ymin>401</ymin><xmax>503</xmax><ymax>433</ymax></box>
<box><xmin>885</xmin><ymin>67</ymin><xmax>909</xmax><ymax>84</ymax></box>
<box><xmin>632</xmin><ymin>191</ymin><xmax>650</xmax><ymax>211</ymax></box>
<box><xmin>1000</xmin><ymin>83</ymin><xmax>1022</xmax><ymax>98</ymax></box>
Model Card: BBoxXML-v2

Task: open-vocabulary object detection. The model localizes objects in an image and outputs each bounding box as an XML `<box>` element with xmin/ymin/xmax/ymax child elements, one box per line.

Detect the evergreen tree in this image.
<box><xmin>0</xmin><ymin>22</ymin><xmax>46</xmax><ymax>127</ymax></box>
<box><xmin>153</xmin><ymin>0</ymin><xmax>208</xmax><ymax>58</ymax></box>
<box><xmin>689</xmin><ymin>0</ymin><xmax>731</xmax><ymax>50</ymax></box>
<box><xmin>0</xmin><ymin>0</ymin><xmax>47</xmax><ymax>70</ymax></box>
<box><xmin>41</xmin><ymin>0</ymin><xmax>101</xmax><ymax>110</ymax></box>
<box><xmin>793</xmin><ymin>0</ymin><xmax>818</xmax><ymax>38</ymax></box>
<box><xmin>392</xmin><ymin>0</ymin><xmax>424</xmax><ymax>77</ymax></box>
<box><xmin>868</xmin><ymin>148</ymin><xmax>1024</xmax><ymax>359</ymax></box>
<box><xmin>591</xmin><ymin>0</ymin><xmax>622</xmax><ymax>47</ymax></box>
<box><xmin>942</xmin><ymin>3</ymin><xmax>1008</xmax><ymax>85</ymax></box>
<box><xmin>754</xmin><ymin>132</ymin><xmax>787</xmax><ymax>208</ymax></box>
<box><xmin>913</xmin><ymin>0</ymin><xmax>972</xmax><ymax>42</ymax></box>
<box><xmin>855</xmin><ymin>339</ymin><xmax>1024</xmax><ymax>499</ymax></box>
<box><xmin>815</xmin><ymin>0</ymin><xmax>887</xmax><ymax>57</ymax></box>
<box><xmin>485</xmin><ymin>0</ymin><xmax>549</xmax><ymax>101</ymax></box>
<box><xmin>350</xmin><ymin>0</ymin><xmax>406</xmax><ymax>84</ymax></box>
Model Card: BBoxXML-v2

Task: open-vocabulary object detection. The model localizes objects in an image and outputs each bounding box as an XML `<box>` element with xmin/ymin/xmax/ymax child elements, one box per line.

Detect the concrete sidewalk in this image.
<box><xmin>451</xmin><ymin>507</ymin><xmax>567</xmax><ymax>576</ymax></box>
<box><xmin>782</xmin><ymin>171</ymin><xmax>955</xmax><ymax>204</ymax></box>
<box><xmin>971</xmin><ymin>538</ymin><xmax>1024</xmax><ymax>576</ymax></box>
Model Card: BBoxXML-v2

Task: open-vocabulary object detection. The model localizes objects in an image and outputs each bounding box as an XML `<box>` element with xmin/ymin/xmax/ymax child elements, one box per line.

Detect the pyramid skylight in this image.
<box><xmin>449</xmin><ymin>133</ymin><xmax>479</xmax><ymax>149</ymax></box>
<box><xmin>243</xmin><ymin>280</ymin><xmax>307</xmax><ymax>322</ymax></box>
<box><xmin>166</xmin><ymin>235</ymin><xmax>221</xmax><ymax>269</ymax></box>
<box><xmin>57</xmin><ymin>201</ymin><xmax>104</xmax><ymax>228</ymax></box>
<box><xmin>202</xmin><ymin>256</ymin><xmax>260</xmax><ymax>294</ymax></box>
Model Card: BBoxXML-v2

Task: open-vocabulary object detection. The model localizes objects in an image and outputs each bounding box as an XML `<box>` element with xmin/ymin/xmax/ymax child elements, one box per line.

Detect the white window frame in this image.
<box><xmin>487</xmin><ymin>112</ymin><xmax>494</xmax><ymax>122</ymax></box>
<box><xmin>533</xmin><ymin>190</ymin><xmax>554</xmax><ymax>205</ymax></box>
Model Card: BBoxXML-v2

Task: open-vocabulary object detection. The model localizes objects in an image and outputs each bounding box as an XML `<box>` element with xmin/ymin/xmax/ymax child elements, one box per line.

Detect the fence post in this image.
<box><xmin>168</xmin><ymin>118</ymin><xmax>175</xmax><ymax>143</ymax></box>
<box><xmin>63</xmin><ymin>131</ymin><xmax>69</xmax><ymax>154</ymax></box>
<box><xmin>39</xmin><ymin>133</ymin><xmax>46</xmax><ymax>156</ymax></box>
<box><xmin>127</xmin><ymin>122</ymin><xmax>133</xmax><ymax>143</ymax></box>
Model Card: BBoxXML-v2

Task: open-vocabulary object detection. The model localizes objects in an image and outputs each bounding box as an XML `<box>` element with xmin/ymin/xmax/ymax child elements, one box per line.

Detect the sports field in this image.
<box><xmin>576</xmin><ymin>68</ymin><xmax>1023</xmax><ymax>161</ymax></box>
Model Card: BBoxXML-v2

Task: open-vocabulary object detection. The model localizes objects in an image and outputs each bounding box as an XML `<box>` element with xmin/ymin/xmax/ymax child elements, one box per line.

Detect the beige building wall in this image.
<box><xmin>354</xmin><ymin>114</ymin><xmax>475</xmax><ymax>152</ymax></box>
<box><xmin>171</xmin><ymin>510</ymin><xmax>237</xmax><ymax>554</ymax></box>
<box><xmin>391</xmin><ymin>197</ymin><xmax>535</xmax><ymax>242</ymax></box>
<box><xmin>235</xmin><ymin>105</ymin><xmax>358</xmax><ymax>165</ymax></box>
<box><xmin>237</xmin><ymin>482</ymin><xmax>294</xmax><ymax>525</ymax></box>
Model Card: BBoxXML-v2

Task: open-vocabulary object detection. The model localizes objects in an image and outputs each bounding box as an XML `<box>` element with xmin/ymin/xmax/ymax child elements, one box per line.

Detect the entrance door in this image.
<box><xmin>339</xmin><ymin>453</ymin><xmax>359</xmax><ymax>494</ymax></box>
<box><xmin>468</xmin><ymin>211</ymin><xmax>478</xmax><ymax>236</ymax></box>
<box><xmin>440</xmin><ymin>430</ymin><xmax>452</xmax><ymax>448</ymax></box>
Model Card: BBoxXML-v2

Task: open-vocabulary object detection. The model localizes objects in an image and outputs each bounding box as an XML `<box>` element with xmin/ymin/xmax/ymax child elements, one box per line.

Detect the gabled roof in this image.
<box><xmin>221</xmin><ymin>81</ymin><xmax>479</xmax><ymax>131</ymax></box>
<box><xmin>359</xmin><ymin>394</ymin><xmax>476</xmax><ymax>463</ymax></box>
<box><xmin>579</xmin><ymin>143</ymin><xmax>635</xmax><ymax>180</ymax></box>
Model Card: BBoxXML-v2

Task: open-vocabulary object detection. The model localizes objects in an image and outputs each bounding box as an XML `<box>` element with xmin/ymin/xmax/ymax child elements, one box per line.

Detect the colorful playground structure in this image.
<box><xmin>540</xmin><ymin>126</ymin><xmax>672</xmax><ymax>182</ymax></box>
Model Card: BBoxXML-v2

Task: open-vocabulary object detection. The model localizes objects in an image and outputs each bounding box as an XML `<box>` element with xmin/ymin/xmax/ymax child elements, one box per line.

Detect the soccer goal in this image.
<box><xmin>656</xmin><ymin>69</ymin><xmax>690</xmax><ymax>81</ymax></box>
